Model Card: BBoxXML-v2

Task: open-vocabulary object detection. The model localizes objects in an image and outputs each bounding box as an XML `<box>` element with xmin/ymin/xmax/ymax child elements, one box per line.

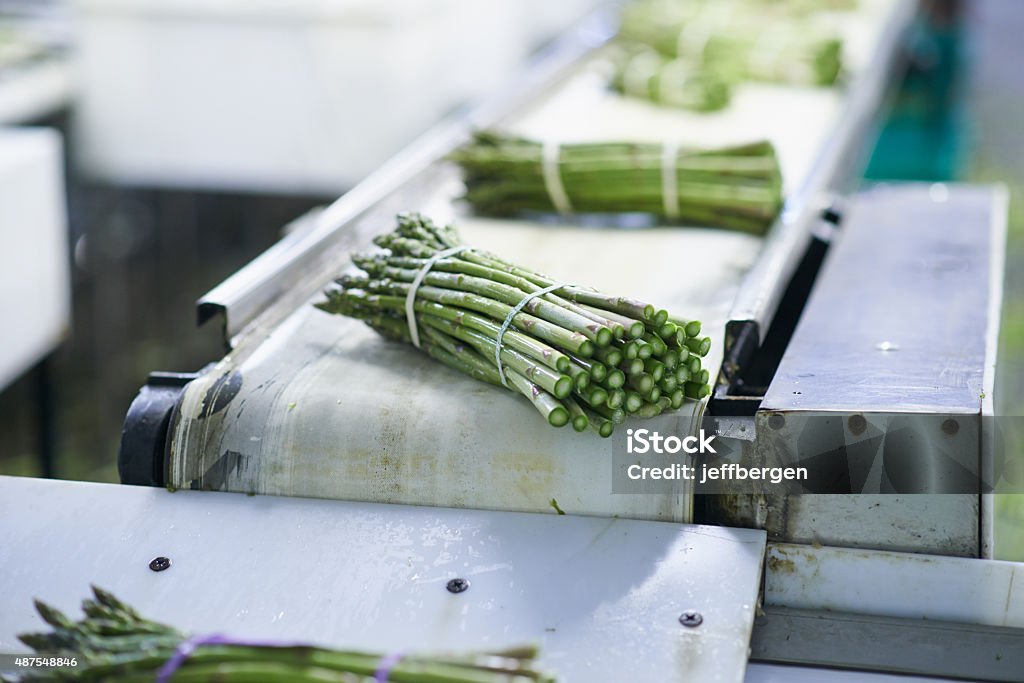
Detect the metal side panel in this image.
<box><xmin>0</xmin><ymin>476</ymin><xmax>767</xmax><ymax>683</ymax></box>
<box><xmin>751</xmin><ymin>608</ymin><xmax>1024</xmax><ymax>683</ymax></box>
<box><xmin>764</xmin><ymin>543</ymin><xmax>1024</xmax><ymax>627</ymax></box>
<box><xmin>756</xmin><ymin>543</ymin><xmax>1024</xmax><ymax>682</ymax></box>
<box><xmin>711</xmin><ymin>184</ymin><xmax>1007</xmax><ymax>556</ymax></box>
<box><xmin>762</xmin><ymin>183</ymin><xmax>1000</xmax><ymax>416</ymax></box>
<box><xmin>746</xmin><ymin>663</ymin><xmax>963</xmax><ymax>683</ymax></box>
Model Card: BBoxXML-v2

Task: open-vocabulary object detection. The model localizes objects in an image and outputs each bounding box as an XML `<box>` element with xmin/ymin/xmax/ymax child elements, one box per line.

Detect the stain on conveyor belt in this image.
<box><xmin>197</xmin><ymin>370</ymin><xmax>243</xmax><ymax>419</ymax></box>
<box><xmin>192</xmin><ymin>449</ymin><xmax>248</xmax><ymax>491</ymax></box>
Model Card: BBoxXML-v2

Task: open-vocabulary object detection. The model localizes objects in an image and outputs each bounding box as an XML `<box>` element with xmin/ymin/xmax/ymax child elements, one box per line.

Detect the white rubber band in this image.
<box><xmin>541</xmin><ymin>140</ymin><xmax>573</xmax><ymax>216</ymax></box>
<box><xmin>661</xmin><ymin>140</ymin><xmax>681</xmax><ymax>220</ymax></box>
<box><xmin>405</xmin><ymin>246</ymin><xmax>468</xmax><ymax>348</ymax></box>
<box><xmin>495</xmin><ymin>283</ymin><xmax>566</xmax><ymax>387</ymax></box>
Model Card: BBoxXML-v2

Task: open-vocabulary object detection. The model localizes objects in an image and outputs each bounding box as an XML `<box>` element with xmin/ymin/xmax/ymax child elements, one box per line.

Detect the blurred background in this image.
<box><xmin>0</xmin><ymin>0</ymin><xmax>1021</xmax><ymax>554</ymax></box>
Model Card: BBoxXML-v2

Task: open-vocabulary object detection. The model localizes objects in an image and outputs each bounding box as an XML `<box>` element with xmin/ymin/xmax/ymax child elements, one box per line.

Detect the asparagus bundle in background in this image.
<box><xmin>5</xmin><ymin>587</ymin><xmax>554</xmax><ymax>683</ymax></box>
<box><xmin>316</xmin><ymin>214</ymin><xmax>712</xmax><ymax>438</ymax></box>
<box><xmin>450</xmin><ymin>132</ymin><xmax>782</xmax><ymax>234</ymax></box>
<box><xmin>619</xmin><ymin>0</ymin><xmax>845</xmax><ymax>87</ymax></box>
<box><xmin>607</xmin><ymin>44</ymin><xmax>732</xmax><ymax>112</ymax></box>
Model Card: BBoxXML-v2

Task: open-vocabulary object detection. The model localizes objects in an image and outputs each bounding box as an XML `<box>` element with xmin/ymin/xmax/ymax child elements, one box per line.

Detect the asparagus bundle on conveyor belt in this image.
<box><xmin>316</xmin><ymin>214</ymin><xmax>712</xmax><ymax>438</ymax></box>
<box><xmin>607</xmin><ymin>45</ymin><xmax>732</xmax><ymax>112</ymax></box>
<box><xmin>619</xmin><ymin>0</ymin><xmax>845</xmax><ymax>88</ymax></box>
<box><xmin>449</xmin><ymin>132</ymin><xmax>782</xmax><ymax>234</ymax></box>
<box><xmin>5</xmin><ymin>587</ymin><xmax>554</xmax><ymax>682</ymax></box>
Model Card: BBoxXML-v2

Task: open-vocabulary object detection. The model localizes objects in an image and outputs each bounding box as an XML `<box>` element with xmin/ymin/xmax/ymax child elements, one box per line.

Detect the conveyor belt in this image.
<box><xmin>150</xmin><ymin>0</ymin><xmax>914</xmax><ymax>520</ymax></box>
<box><xmin>168</xmin><ymin>216</ymin><xmax>759</xmax><ymax>521</ymax></box>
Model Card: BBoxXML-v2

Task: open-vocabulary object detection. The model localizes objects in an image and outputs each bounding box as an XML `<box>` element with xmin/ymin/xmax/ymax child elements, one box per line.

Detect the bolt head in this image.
<box><xmin>679</xmin><ymin>610</ymin><xmax>703</xmax><ymax>627</ymax></box>
<box><xmin>446</xmin><ymin>578</ymin><xmax>470</xmax><ymax>594</ymax></box>
<box><xmin>149</xmin><ymin>556</ymin><xmax>171</xmax><ymax>572</ymax></box>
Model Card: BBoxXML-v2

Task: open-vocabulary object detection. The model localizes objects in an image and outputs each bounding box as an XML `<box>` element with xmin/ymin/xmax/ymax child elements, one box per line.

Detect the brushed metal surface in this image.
<box><xmin>0</xmin><ymin>476</ymin><xmax>766</xmax><ymax>683</ymax></box>
<box><xmin>762</xmin><ymin>184</ymin><xmax>1002</xmax><ymax>414</ymax></box>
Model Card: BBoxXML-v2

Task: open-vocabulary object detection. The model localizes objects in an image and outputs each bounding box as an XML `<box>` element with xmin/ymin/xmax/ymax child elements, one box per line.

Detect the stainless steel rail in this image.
<box><xmin>725</xmin><ymin>0</ymin><xmax>919</xmax><ymax>347</ymax></box>
<box><xmin>197</xmin><ymin>12</ymin><xmax>617</xmax><ymax>346</ymax></box>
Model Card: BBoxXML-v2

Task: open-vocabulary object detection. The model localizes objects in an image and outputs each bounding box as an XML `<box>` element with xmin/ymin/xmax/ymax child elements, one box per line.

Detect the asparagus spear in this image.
<box><xmin>7</xmin><ymin>587</ymin><xmax>555</xmax><ymax>683</ymax></box>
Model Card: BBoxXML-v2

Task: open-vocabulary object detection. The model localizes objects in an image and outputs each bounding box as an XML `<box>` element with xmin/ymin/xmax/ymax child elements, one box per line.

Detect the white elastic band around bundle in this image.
<box><xmin>495</xmin><ymin>283</ymin><xmax>567</xmax><ymax>387</ymax></box>
<box><xmin>541</xmin><ymin>140</ymin><xmax>573</xmax><ymax>216</ymax></box>
<box><xmin>661</xmin><ymin>139</ymin><xmax>682</xmax><ymax>220</ymax></box>
<box><xmin>405</xmin><ymin>246</ymin><xmax>468</xmax><ymax>348</ymax></box>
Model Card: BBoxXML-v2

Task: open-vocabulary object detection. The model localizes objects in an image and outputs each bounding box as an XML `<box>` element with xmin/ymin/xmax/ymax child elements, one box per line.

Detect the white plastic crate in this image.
<box><xmin>71</xmin><ymin>0</ymin><xmax>538</xmax><ymax>194</ymax></box>
<box><xmin>0</xmin><ymin>127</ymin><xmax>69</xmax><ymax>389</ymax></box>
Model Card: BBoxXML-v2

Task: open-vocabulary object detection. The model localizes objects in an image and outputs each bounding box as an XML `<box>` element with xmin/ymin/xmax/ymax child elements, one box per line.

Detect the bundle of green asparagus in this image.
<box><xmin>449</xmin><ymin>132</ymin><xmax>782</xmax><ymax>233</ymax></box>
<box><xmin>607</xmin><ymin>44</ymin><xmax>732</xmax><ymax>112</ymax></box>
<box><xmin>316</xmin><ymin>214</ymin><xmax>712</xmax><ymax>438</ymax></box>
<box><xmin>5</xmin><ymin>586</ymin><xmax>554</xmax><ymax>682</ymax></box>
<box><xmin>618</xmin><ymin>0</ymin><xmax>845</xmax><ymax>88</ymax></box>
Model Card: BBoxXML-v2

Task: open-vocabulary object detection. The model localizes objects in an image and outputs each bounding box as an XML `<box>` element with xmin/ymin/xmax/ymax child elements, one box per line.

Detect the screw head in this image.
<box><xmin>941</xmin><ymin>419</ymin><xmax>960</xmax><ymax>435</ymax></box>
<box><xmin>767</xmin><ymin>414</ymin><xmax>785</xmax><ymax>430</ymax></box>
<box><xmin>679</xmin><ymin>610</ymin><xmax>703</xmax><ymax>627</ymax></box>
<box><xmin>446</xmin><ymin>578</ymin><xmax>469</xmax><ymax>594</ymax></box>
<box><xmin>149</xmin><ymin>556</ymin><xmax>172</xmax><ymax>572</ymax></box>
<box><xmin>847</xmin><ymin>414</ymin><xmax>868</xmax><ymax>435</ymax></box>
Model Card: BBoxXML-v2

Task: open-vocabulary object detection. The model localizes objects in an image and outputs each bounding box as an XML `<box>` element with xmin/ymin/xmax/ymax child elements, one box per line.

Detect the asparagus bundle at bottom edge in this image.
<box><xmin>316</xmin><ymin>213</ymin><xmax>712</xmax><ymax>439</ymax></box>
<box><xmin>4</xmin><ymin>587</ymin><xmax>554</xmax><ymax>683</ymax></box>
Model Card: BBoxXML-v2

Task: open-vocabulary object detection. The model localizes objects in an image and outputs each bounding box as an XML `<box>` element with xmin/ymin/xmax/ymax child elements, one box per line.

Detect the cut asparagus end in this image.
<box><xmin>607</xmin><ymin>389</ymin><xmax>625</xmax><ymax>410</ymax></box>
<box><xmin>549</xmin><ymin>405</ymin><xmax>570</xmax><ymax>428</ymax></box>
<box><xmin>685</xmin><ymin>336</ymin><xmax>712</xmax><ymax>357</ymax></box>
<box><xmin>605</xmin><ymin>369</ymin><xmax>626</xmax><ymax>389</ymax></box>
<box><xmin>685</xmin><ymin>382</ymin><xmax>711</xmax><ymax>399</ymax></box>
<box><xmin>670</xmin><ymin>388</ymin><xmax>685</xmax><ymax>409</ymax></box>
<box><xmin>553</xmin><ymin>376</ymin><xmax>573</xmax><ymax>399</ymax></box>
<box><xmin>595</xmin><ymin>346</ymin><xmax>623</xmax><ymax>368</ymax></box>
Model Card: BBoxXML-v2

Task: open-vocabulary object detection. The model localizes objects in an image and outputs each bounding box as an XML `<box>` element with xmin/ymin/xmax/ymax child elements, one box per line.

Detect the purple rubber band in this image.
<box><xmin>374</xmin><ymin>651</ymin><xmax>405</xmax><ymax>682</ymax></box>
<box><xmin>155</xmin><ymin>634</ymin><xmax>308</xmax><ymax>683</ymax></box>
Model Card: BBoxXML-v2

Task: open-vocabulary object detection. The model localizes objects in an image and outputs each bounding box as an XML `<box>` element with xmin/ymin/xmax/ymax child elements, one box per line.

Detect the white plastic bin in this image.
<box><xmin>71</xmin><ymin>0</ymin><xmax>533</xmax><ymax>194</ymax></box>
<box><xmin>0</xmin><ymin>127</ymin><xmax>69</xmax><ymax>389</ymax></box>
